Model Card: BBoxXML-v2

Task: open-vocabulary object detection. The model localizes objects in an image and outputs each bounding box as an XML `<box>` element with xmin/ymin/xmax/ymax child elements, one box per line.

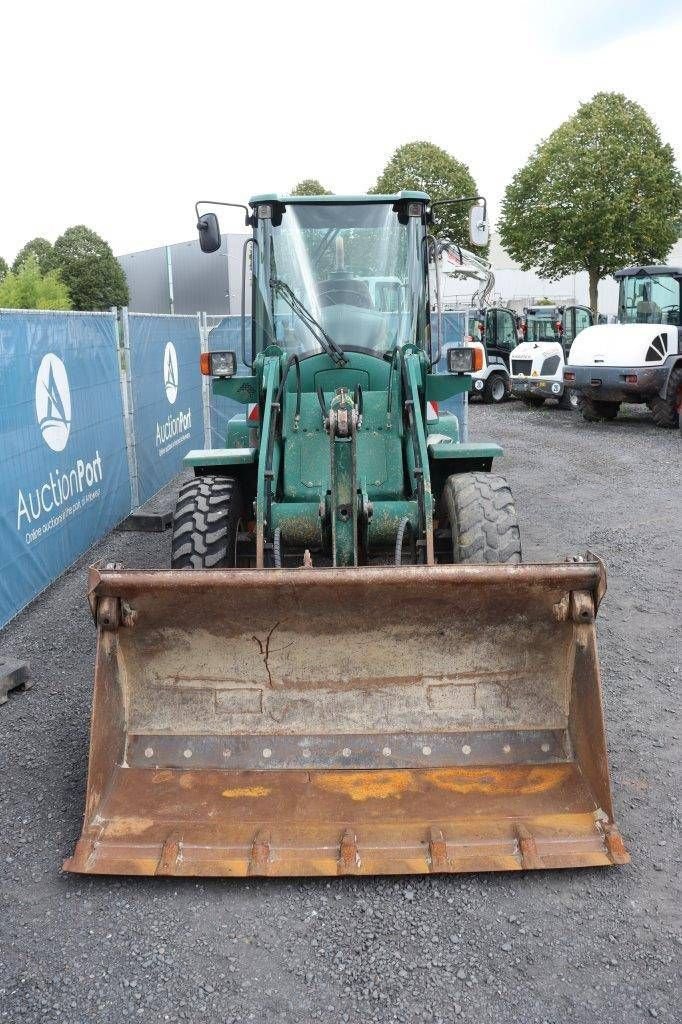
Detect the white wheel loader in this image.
<box><xmin>565</xmin><ymin>266</ymin><xmax>682</xmax><ymax>426</ymax></box>
<box><xmin>465</xmin><ymin>307</ymin><xmax>520</xmax><ymax>404</ymax></box>
<box><xmin>511</xmin><ymin>305</ymin><xmax>593</xmax><ymax>409</ymax></box>
<box><xmin>431</xmin><ymin>245</ymin><xmax>518</xmax><ymax>404</ymax></box>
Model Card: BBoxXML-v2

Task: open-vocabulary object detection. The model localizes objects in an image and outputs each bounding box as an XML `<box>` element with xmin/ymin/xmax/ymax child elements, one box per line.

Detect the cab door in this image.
<box><xmin>485</xmin><ymin>308</ymin><xmax>518</xmax><ymax>370</ymax></box>
<box><xmin>562</xmin><ymin>306</ymin><xmax>593</xmax><ymax>358</ymax></box>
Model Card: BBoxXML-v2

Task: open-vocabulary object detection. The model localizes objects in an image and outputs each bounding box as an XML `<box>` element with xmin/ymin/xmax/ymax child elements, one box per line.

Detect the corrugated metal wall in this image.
<box><xmin>118</xmin><ymin>234</ymin><xmax>250</xmax><ymax>316</ymax></box>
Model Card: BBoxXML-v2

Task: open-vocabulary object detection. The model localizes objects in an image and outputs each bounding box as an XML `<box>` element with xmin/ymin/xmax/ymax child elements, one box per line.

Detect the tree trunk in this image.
<box><xmin>588</xmin><ymin>267</ymin><xmax>600</xmax><ymax>318</ymax></box>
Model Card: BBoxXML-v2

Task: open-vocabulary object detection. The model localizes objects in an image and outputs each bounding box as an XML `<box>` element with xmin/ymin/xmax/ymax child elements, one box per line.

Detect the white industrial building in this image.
<box><xmin>453</xmin><ymin>232</ymin><xmax>682</xmax><ymax>316</ymax></box>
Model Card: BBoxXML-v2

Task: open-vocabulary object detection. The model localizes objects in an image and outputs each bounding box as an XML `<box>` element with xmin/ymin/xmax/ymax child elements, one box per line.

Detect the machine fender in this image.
<box><xmin>658</xmin><ymin>356</ymin><xmax>682</xmax><ymax>398</ymax></box>
<box><xmin>426</xmin><ymin>373</ymin><xmax>473</xmax><ymax>402</ymax></box>
<box><xmin>428</xmin><ymin>440</ymin><xmax>503</xmax><ymax>463</ymax></box>
<box><xmin>184</xmin><ymin>447</ymin><xmax>257</xmax><ymax>468</ymax></box>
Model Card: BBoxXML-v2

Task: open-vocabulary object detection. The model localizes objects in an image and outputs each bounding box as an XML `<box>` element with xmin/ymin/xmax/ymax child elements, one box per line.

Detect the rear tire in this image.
<box><xmin>443</xmin><ymin>472</ymin><xmax>522</xmax><ymax>564</ymax></box>
<box><xmin>523</xmin><ymin>395</ymin><xmax>545</xmax><ymax>408</ymax></box>
<box><xmin>647</xmin><ymin>366</ymin><xmax>682</xmax><ymax>428</ymax></box>
<box><xmin>171</xmin><ymin>475</ymin><xmax>242</xmax><ymax>569</ymax></box>
<box><xmin>482</xmin><ymin>373</ymin><xmax>508</xmax><ymax>405</ymax></box>
<box><xmin>578</xmin><ymin>394</ymin><xmax>620</xmax><ymax>422</ymax></box>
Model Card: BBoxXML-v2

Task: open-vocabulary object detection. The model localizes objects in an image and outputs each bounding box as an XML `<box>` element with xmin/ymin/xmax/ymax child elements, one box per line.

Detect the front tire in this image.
<box><xmin>647</xmin><ymin>366</ymin><xmax>682</xmax><ymax>428</ymax></box>
<box><xmin>558</xmin><ymin>388</ymin><xmax>578</xmax><ymax>410</ymax></box>
<box><xmin>442</xmin><ymin>472</ymin><xmax>522</xmax><ymax>564</ymax></box>
<box><xmin>578</xmin><ymin>394</ymin><xmax>620</xmax><ymax>422</ymax></box>
<box><xmin>482</xmin><ymin>373</ymin><xmax>508</xmax><ymax>405</ymax></box>
<box><xmin>171</xmin><ymin>475</ymin><xmax>242</xmax><ymax>568</ymax></box>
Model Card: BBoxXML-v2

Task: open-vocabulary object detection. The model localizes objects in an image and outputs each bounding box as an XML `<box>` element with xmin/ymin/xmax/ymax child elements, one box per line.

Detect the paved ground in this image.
<box><xmin>1</xmin><ymin>400</ymin><xmax>679</xmax><ymax>1024</ymax></box>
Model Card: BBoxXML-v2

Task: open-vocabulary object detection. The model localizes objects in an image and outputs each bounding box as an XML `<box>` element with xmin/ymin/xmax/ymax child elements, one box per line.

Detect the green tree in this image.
<box><xmin>50</xmin><ymin>225</ymin><xmax>129</xmax><ymax>310</ymax></box>
<box><xmin>0</xmin><ymin>256</ymin><xmax>8</xmax><ymax>281</ymax></box>
<box><xmin>0</xmin><ymin>255</ymin><xmax>72</xmax><ymax>310</ymax></box>
<box><xmin>291</xmin><ymin>179</ymin><xmax>332</xmax><ymax>196</ymax></box>
<box><xmin>499</xmin><ymin>92</ymin><xmax>682</xmax><ymax>314</ymax></box>
<box><xmin>371</xmin><ymin>141</ymin><xmax>480</xmax><ymax>246</ymax></box>
<box><xmin>12</xmin><ymin>237</ymin><xmax>54</xmax><ymax>274</ymax></box>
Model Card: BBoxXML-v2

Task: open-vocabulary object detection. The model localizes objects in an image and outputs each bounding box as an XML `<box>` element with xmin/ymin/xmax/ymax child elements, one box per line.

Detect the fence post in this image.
<box><xmin>166</xmin><ymin>246</ymin><xmax>175</xmax><ymax>315</ymax></box>
<box><xmin>199</xmin><ymin>311</ymin><xmax>212</xmax><ymax>448</ymax></box>
<box><xmin>118</xmin><ymin>306</ymin><xmax>140</xmax><ymax>509</ymax></box>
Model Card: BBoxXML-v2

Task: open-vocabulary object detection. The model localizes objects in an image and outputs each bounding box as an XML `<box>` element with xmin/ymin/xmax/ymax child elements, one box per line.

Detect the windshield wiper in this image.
<box><xmin>271</xmin><ymin>277</ymin><xmax>347</xmax><ymax>367</ymax></box>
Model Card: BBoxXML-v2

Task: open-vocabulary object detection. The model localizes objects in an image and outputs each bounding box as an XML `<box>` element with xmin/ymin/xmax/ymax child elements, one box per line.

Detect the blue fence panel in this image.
<box><xmin>127</xmin><ymin>313</ymin><xmax>204</xmax><ymax>504</ymax></box>
<box><xmin>0</xmin><ymin>310</ymin><xmax>131</xmax><ymax>628</ymax></box>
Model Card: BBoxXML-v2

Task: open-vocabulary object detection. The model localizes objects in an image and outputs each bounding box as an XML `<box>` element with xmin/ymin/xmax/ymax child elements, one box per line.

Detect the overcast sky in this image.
<box><xmin>2</xmin><ymin>0</ymin><xmax>680</xmax><ymax>260</ymax></box>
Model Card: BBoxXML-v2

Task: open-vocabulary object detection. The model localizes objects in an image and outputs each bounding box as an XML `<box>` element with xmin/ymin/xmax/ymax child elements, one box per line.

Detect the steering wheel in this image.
<box><xmin>317</xmin><ymin>279</ymin><xmax>373</xmax><ymax>309</ymax></box>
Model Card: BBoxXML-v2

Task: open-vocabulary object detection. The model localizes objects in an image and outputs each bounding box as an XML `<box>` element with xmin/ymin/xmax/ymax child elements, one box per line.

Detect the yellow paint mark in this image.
<box><xmin>221</xmin><ymin>786</ymin><xmax>271</xmax><ymax>799</ymax></box>
<box><xmin>425</xmin><ymin>764</ymin><xmax>573</xmax><ymax>796</ymax></box>
<box><xmin>314</xmin><ymin>770</ymin><xmax>414</xmax><ymax>802</ymax></box>
<box><xmin>103</xmin><ymin>817</ymin><xmax>156</xmax><ymax>837</ymax></box>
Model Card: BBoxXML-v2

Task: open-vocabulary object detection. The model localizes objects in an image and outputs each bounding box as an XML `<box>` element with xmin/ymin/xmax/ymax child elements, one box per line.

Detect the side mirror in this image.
<box><xmin>197</xmin><ymin>212</ymin><xmax>222</xmax><ymax>254</ymax></box>
<box><xmin>469</xmin><ymin>205</ymin><xmax>489</xmax><ymax>248</ymax></box>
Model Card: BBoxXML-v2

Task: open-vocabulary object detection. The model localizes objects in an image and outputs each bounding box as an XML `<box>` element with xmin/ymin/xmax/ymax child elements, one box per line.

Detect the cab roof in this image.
<box><xmin>249</xmin><ymin>191</ymin><xmax>430</xmax><ymax>206</ymax></box>
<box><xmin>614</xmin><ymin>265</ymin><xmax>682</xmax><ymax>278</ymax></box>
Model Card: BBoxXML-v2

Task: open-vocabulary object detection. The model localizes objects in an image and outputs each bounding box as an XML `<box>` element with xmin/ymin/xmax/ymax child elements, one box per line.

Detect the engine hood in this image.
<box><xmin>568</xmin><ymin>324</ymin><xmax>678</xmax><ymax>367</ymax></box>
<box><xmin>512</xmin><ymin>341</ymin><xmax>563</xmax><ymax>360</ymax></box>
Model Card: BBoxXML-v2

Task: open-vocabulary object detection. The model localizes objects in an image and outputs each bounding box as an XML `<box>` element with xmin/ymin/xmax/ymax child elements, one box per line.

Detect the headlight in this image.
<box><xmin>447</xmin><ymin>347</ymin><xmax>474</xmax><ymax>373</ymax></box>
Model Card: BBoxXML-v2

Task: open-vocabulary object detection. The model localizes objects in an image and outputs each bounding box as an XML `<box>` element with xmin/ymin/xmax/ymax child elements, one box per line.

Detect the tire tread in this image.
<box><xmin>171</xmin><ymin>475</ymin><xmax>241</xmax><ymax>569</ymax></box>
<box><xmin>443</xmin><ymin>472</ymin><xmax>522</xmax><ymax>564</ymax></box>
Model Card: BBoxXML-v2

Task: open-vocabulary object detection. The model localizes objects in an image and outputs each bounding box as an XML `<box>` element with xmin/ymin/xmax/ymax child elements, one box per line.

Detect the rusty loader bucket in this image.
<box><xmin>65</xmin><ymin>559</ymin><xmax>628</xmax><ymax>877</ymax></box>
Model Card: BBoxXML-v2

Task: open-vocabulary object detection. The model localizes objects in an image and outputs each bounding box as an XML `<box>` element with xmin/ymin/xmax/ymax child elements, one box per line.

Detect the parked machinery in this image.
<box><xmin>465</xmin><ymin>306</ymin><xmax>520</xmax><ymax>403</ymax></box>
<box><xmin>565</xmin><ymin>265</ymin><xmax>682</xmax><ymax>426</ymax></box>
<box><xmin>432</xmin><ymin>245</ymin><xmax>518</xmax><ymax>404</ymax></box>
<box><xmin>511</xmin><ymin>304</ymin><xmax>593</xmax><ymax>409</ymax></box>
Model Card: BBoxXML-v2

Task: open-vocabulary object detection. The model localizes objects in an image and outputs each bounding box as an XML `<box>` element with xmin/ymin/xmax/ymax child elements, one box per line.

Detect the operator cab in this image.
<box><xmin>250</xmin><ymin>195</ymin><xmax>431</xmax><ymax>363</ymax></box>
<box><xmin>472</xmin><ymin>307</ymin><xmax>519</xmax><ymax>369</ymax></box>
<box><xmin>615</xmin><ymin>266</ymin><xmax>682</xmax><ymax>327</ymax></box>
<box><xmin>521</xmin><ymin>304</ymin><xmax>593</xmax><ymax>358</ymax></box>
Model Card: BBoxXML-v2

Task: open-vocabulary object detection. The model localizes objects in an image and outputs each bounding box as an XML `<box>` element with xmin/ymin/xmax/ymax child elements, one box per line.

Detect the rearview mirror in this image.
<box><xmin>197</xmin><ymin>211</ymin><xmax>222</xmax><ymax>254</ymax></box>
<box><xmin>469</xmin><ymin>205</ymin><xmax>489</xmax><ymax>248</ymax></box>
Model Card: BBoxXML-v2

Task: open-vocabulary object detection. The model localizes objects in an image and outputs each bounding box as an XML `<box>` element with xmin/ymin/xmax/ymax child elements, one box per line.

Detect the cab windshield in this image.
<box><xmin>618</xmin><ymin>274</ymin><xmax>681</xmax><ymax>325</ymax></box>
<box><xmin>254</xmin><ymin>202</ymin><xmax>427</xmax><ymax>357</ymax></box>
<box><xmin>526</xmin><ymin>312</ymin><xmax>559</xmax><ymax>343</ymax></box>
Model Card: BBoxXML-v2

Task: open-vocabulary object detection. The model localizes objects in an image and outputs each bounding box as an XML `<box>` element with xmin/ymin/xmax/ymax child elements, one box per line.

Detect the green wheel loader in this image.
<box><xmin>66</xmin><ymin>193</ymin><xmax>628</xmax><ymax>877</ymax></box>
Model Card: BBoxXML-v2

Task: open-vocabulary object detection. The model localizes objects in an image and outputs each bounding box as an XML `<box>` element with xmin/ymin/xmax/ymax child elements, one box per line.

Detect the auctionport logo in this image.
<box><xmin>164</xmin><ymin>342</ymin><xmax>179</xmax><ymax>404</ymax></box>
<box><xmin>35</xmin><ymin>353</ymin><xmax>71</xmax><ymax>452</ymax></box>
<box><xmin>156</xmin><ymin>340</ymin><xmax>191</xmax><ymax>455</ymax></box>
<box><xmin>16</xmin><ymin>352</ymin><xmax>104</xmax><ymax>542</ymax></box>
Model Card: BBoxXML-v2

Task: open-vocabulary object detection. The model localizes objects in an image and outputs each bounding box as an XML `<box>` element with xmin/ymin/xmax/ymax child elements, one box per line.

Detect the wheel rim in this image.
<box><xmin>569</xmin><ymin>390</ymin><xmax>579</xmax><ymax>409</ymax></box>
<box><xmin>491</xmin><ymin>377</ymin><xmax>506</xmax><ymax>402</ymax></box>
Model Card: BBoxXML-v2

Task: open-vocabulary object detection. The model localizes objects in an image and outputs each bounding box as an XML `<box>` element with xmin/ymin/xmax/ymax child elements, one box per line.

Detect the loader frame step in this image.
<box><xmin>0</xmin><ymin>658</ymin><xmax>31</xmax><ymax>706</ymax></box>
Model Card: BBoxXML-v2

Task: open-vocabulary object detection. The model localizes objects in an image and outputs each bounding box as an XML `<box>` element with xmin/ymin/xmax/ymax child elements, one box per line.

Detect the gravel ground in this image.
<box><xmin>1</xmin><ymin>400</ymin><xmax>680</xmax><ymax>1024</ymax></box>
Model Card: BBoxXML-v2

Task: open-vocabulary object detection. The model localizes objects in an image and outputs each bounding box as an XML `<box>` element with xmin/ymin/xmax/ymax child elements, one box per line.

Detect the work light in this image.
<box><xmin>447</xmin><ymin>347</ymin><xmax>475</xmax><ymax>374</ymax></box>
<box><xmin>200</xmin><ymin>351</ymin><xmax>237</xmax><ymax>377</ymax></box>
